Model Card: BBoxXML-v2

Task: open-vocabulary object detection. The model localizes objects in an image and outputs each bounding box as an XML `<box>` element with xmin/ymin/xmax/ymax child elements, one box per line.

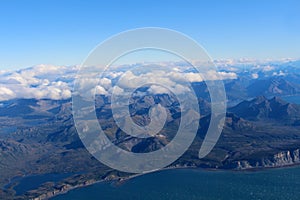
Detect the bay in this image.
<box><xmin>5</xmin><ymin>173</ymin><xmax>74</xmax><ymax>196</ymax></box>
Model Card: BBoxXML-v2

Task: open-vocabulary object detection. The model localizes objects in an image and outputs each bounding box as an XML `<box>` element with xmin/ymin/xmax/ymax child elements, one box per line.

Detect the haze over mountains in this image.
<box><xmin>0</xmin><ymin>59</ymin><xmax>300</xmax><ymax>199</ymax></box>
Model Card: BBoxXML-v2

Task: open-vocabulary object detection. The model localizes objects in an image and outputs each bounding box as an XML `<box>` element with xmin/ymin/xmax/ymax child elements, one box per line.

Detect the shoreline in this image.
<box><xmin>41</xmin><ymin>163</ymin><xmax>300</xmax><ymax>200</ymax></box>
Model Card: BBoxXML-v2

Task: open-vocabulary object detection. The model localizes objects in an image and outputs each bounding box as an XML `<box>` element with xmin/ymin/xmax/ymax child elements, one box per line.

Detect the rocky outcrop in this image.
<box><xmin>235</xmin><ymin>149</ymin><xmax>300</xmax><ymax>170</ymax></box>
<box><xmin>27</xmin><ymin>179</ymin><xmax>98</xmax><ymax>200</ymax></box>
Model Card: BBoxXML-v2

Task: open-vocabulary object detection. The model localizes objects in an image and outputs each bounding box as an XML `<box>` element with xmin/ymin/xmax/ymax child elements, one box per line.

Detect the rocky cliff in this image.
<box><xmin>235</xmin><ymin>149</ymin><xmax>300</xmax><ymax>170</ymax></box>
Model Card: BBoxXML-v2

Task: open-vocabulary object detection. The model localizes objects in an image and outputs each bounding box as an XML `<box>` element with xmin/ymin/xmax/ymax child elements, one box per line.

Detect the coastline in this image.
<box><xmin>31</xmin><ymin>163</ymin><xmax>300</xmax><ymax>200</ymax></box>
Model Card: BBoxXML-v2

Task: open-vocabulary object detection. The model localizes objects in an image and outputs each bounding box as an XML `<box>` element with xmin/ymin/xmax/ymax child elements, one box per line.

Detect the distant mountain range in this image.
<box><xmin>229</xmin><ymin>96</ymin><xmax>300</xmax><ymax>125</ymax></box>
<box><xmin>246</xmin><ymin>78</ymin><xmax>300</xmax><ymax>97</ymax></box>
<box><xmin>191</xmin><ymin>76</ymin><xmax>300</xmax><ymax>103</ymax></box>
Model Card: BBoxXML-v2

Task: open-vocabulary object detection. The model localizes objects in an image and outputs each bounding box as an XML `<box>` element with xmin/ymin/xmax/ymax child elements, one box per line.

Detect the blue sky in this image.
<box><xmin>0</xmin><ymin>0</ymin><xmax>299</xmax><ymax>69</ymax></box>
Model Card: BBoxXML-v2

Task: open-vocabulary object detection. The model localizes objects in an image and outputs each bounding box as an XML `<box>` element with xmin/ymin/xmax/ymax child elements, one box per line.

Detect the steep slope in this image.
<box><xmin>229</xmin><ymin>96</ymin><xmax>300</xmax><ymax>124</ymax></box>
<box><xmin>246</xmin><ymin>77</ymin><xmax>300</xmax><ymax>97</ymax></box>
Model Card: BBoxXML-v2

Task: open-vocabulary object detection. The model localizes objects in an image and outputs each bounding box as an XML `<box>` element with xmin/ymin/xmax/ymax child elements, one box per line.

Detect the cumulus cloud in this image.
<box><xmin>148</xmin><ymin>85</ymin><xmax>170</xmax><ymax>94</ymax></box>
<box><xmin>0</xmin><ymin>65</ymin><xmax>76</xmax><ymax>101</ymax></box>
<box><xmin>216</xmin><ymin>71</ymin><xmax>237</xmax><ymax>80</ymax></box>
<box><xmin>111</xmin><ymin>86</ymin><xmax>124</xmax><ymax>95</ymax></box>
<box><xmin>184</xmin><ymin>72</ymin><xmax>203</xmax><ymax>82</ymax></box>
<box><xmin>262</xmin><ymin>65</ymin><xmax>275</xmax><ymax>72</ymax></box>
<box><xmin>0</xmin><ymin>86</ymin><xmax>16</xmax><ymax>101</ymax></box>
<box><xmin>252</xmin><ymin>73</ymin><xmax>259</xmax><ymax>79</ymax></box>
<box><xmin>117</xmin><ymin>70</ymin><xmax>175</xmax><ymax>89</ymax></box>
<box><xmin>272</xmin><ymin>70</ymin><xmax>286</xmax><ymax>76</ymax></box>
<box><xmin>95</xmin><ymin>85</ymin><xmax>108</xmax><ymax>95</ymax></box>
<box><xmin>0</xmin><ymin>62</ymin><xmax>238</xmax><ymax>101</ymax></box>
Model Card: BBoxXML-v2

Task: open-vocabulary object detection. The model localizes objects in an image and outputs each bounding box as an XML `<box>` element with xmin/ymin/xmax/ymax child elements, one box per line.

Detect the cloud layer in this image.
<box><xmin>0</xmin><ymin>65</ymin><xmax>77</xmax><ymax>101</ymax></box>
<box><xmin>0</xmin><ymin>61</ymin><xmax>263</xmax><ymax>101</ymax></box>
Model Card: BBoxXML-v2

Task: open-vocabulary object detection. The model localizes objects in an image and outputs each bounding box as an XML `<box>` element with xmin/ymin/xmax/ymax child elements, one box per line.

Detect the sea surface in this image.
<box><xmin>52</xmin><ymin>167</ymin><xmax>300</xmax><ymax>200</ymax></box>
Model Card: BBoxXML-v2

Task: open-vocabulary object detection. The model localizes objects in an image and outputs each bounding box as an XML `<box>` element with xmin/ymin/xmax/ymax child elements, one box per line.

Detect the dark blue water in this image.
<box><xmin>52</xmin><ymin>167</ymin><xmax>300</xmax><ymax>200</ymax></box>
<box><xmin>10</xmin><ymin>173</ymin><xmax>73</xmax><ymax>195</ymax></box>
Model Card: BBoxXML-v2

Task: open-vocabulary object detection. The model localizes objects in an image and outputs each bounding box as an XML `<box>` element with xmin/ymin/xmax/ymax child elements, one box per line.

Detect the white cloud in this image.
<box><xmin>173</xmin><ymin>84</ymin><xmax>188</xmax><ymax>94</ymax></box>
<box><xmin>272</xmin><ymin>70</ymin><xmax>286</xmax><ymax>76</ymax></box>
<box><xmin>0</xmin><ymin>62</ymin><xmax>238</xmax><ymax>101</ymax></box>
<box><xmin>111</xmin><ymin>86</ymin><xmax>124</xmax><ymax>95</ymax></box>
<box><xmin>95</xmin><ymin>85</ymin><xmax>108</xmax><ymax>95</ymax></box>
<box><xmin>148</xmin><ymin>85</ymin><xmax>170</xmax><ymax>94</ymax></box>
<box><xmin>99</xmin><ymin>78</ymin><xmax>112</xmax><ymax>90</ymax></box>
<box><xmin>0</xmin><ymin>86</ymin><xmax>16</xmax><ymax>101</ymax></box>
<box><xmin>262</xmin><ymin>65</ymin><xmax>274</xmax><ymax>72</ymax></box>
<box><xmin>117</xmin><ymin>70</ymin><xmax>175</xmax><ymax>89</ymax></box>
<box><xmin>216</xmin><ymin>71</ymin><xmax>237</xmax><ymax>80</ymax></box>
<box><xmin>184</xmin><ymin>72</ymin><xmax>203</xmax><ymax>82</ymax></box>
<box><xmin>252</xmin><ymin>73</ymin><xmax>259</xmax><ymax>79</ymax></box>
<box><xmin>0</xmin><ymin>65</ymin><xmax>75</xmax><ymax>101</ymax></box>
